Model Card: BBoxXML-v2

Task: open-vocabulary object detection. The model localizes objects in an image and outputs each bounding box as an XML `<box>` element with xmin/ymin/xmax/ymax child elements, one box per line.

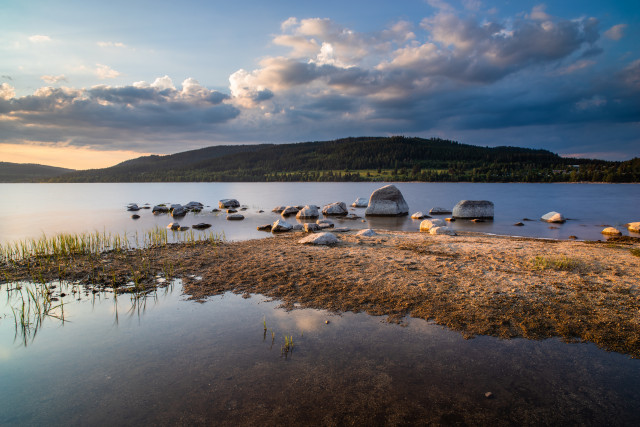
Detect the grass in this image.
<box><xmin>530</xmin><ymin>255</ymin><xmax>584</xmax><ymax>271</ymax></box>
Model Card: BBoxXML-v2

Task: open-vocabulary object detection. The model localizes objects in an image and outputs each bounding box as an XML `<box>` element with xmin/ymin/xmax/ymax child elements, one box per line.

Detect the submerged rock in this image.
<box><xmin>316</xmin><ymin>219</ymin><xmax>334</xmax><ymax>229</ymax></box>
<box><xmin>298</xmin><ymin>232</ymin><xmax>339</xmax><ymax>245</ymax></box>
<box><xmin>127</xmin><ymin>204</ymin><xmax>140</xmax><ymax>211</ymax></box>
<box><xmin>226</xmin><ymin>213</ymin><xmax>245</xmax><ymax>220</ymax></box>
<box><xmin>541</xmin><ymin>211</ymin><xmax>566</xmax><ymax>223</ymax></box>
<box><xmin>171</xmin><ymin>205</ymin><xmax>187</xmax><ymax>217</ymax></box>
<box><xmin>322</xmin><ymin>202</ymin><xmax>348</xmax><ymax>216</ymax></box>
<box><xmin>514</xmin><ymin>222</ymin><xmax>524</xmax><ymax>226</ymax></box>
<box><xmin>419</xmin><ymin>219</ymin><xmax>445</xmax><ymax>232</ymax></box>
<box><xmin>167</xmin><ymin>222</ymin><xmax>180</xmax><ymax>230</ymax></box>
<box><xmin>192</xmin><ymin>223</ymin><xmax>211</xmax><ymax>230</ymax></box>
<box><xmin>131</xmin><ymin>214</ymin><xmax>140</xmax><ymax>219</ymax></box>
<box><xmin>303</xmin><ymin>223</ymin><xmax>320</xmax><ymax>233</ymax></box>
<box><xmin>411</xmin><ymin>212</ymin><xmax>425</xmax><ymax>219</ymax></box>
<box><xmin>152</xmin><ymin>205</ymin><xmax>169</xmax><ymax>214</ymax></box>
<box><xmin>219</xmin><ymin>199</ymin><xmax>240</xmax><ymax>209</ymax></box>
<box><xmin>352</xmin><ymin>197</ymin><xmax>368</xmax><ymax>208</ymax></box>
<box><xmin>452</xmin><ymin>200</ymin><xmax>494</xmax><ymax>219</ymax></box>
<box><xmin>272</xmin><ymin>206</ymin><xmax>286</xmax><ymax>213</ymax></box>
<box><xmin>429</xmin><ymin>207</ymin><xmax>452</xmax><ymax>215</ymax></box>
<box><xmin>365</xmin><ymin>185</ymin><xmax>409</xmax><ymax>216</ymax></box>
<box><xmin>257</xmin><ymin>224</ymin><xmax>272</xmax><ymax>231</ymax></box>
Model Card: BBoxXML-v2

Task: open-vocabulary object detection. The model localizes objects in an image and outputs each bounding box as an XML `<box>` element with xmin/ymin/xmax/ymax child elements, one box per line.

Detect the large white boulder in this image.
<box><xmin>322</xmin><ymin>202</ymin><xmax>348</xmax><ymax>216</ymax></box>
<box><xmin>541</xmin><ymin>211</ymin><xmax>566</xmax><ymax>223</ymax></box>
<box><xmin>452</xmin><ymin>200</ymin><xmax>494</xmax><ymax>219</ymax></box>
<box><xmin>298</xmin><ymin>232</ymin><xmax>339</xmax><ymax>245</ymax></box>
<box><xmin>272</xmin><ymin>219</ymin><xmax>293</xmax><ymax>232</ymax></box>
<box><xmin>364</xmin><ymin>185</ymin><xmax>409</xmax><ymax>216</ymax></box>
<box><xmin>429</xmin><ymin>226</ymin><xmax>457</xmax><ymax>236</ymax></box>
<box><xmin>419</xmin><ymin>219</ymin><xmax>445</xmax><ymax>232</ymax></box>
<box><xmin>296</xmin><ymin>205</ymin><xmax>320</xmax><ymax>219</ymax></box>
<box><xmin>352</xmin><ymin>197</ymin><xmax>368</xmax><ymax>208</ymax></box>
<box><xmin>219</xmin><ymin>199</ymin><xmax>240</xmax><ymax>208</ymax></box>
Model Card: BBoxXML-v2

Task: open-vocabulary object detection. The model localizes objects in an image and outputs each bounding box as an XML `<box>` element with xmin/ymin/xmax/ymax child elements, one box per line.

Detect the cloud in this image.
<box><xmin>28</xmin><ymin>35</ymin><xmax>51</xmax><ymax>43</ymax></box>
<box><xmin>603</xmin><ymin>24</ymin><xmax>627</xmax><ymax>41</ymax></box>
<box><xmin>0</xmin><ymin>78</ymin><xmax>239</xmax><ymax>152</ymax></box>
<box><xmin>555</xmin><ymin>60</ymin><xmax>595</xmax><ymax>75</ymax></box>
<box><xmin>97</xmin><ymin>41</ymin><xmax>127</xmax><ymax>48</ymax></box>
<box><xmin>96</xmin><ymin>64</ymin><xmax>120</xmax><ymax>79</ymax></box>
<box><xmin>527</xmin><ymin>4</ymin><xmax>551</xmax><ymax>21</ymax></box>
<box><xmin>41</xmin><ymin>74</ymin><xmax>68</xmax><ymax>84</ymax></box>
<box><xmin>0</xmin><ymin>83</ymin><xmax>15</xmax><ymax>100</ymax></box>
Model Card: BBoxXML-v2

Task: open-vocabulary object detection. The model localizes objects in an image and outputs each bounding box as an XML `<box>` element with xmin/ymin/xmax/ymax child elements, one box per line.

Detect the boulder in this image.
<box><xmin>257</xmin><ymin>224</ymin><xmax>272</xmax><ymax>231</ymax></box>
<box><xmin>292</xmin><ymin>224</ymin><xmax>304</xmax><ymax>231</ymax></box>
<box><xmin>429</xmin><ymin>207</ymin><xmax>452</xmax><ymax>215</ymax></box>
<box><xmin>226</xmin><ymin>213</ymin><xmax>245</xmax><ymax>220</ymax></box>
<box><xmin>296</xmin><ymin>205</ymin><xmax>320</xmax><ymax>219</ymax></box>
<box><xmin>352</xmin><ymin>197</ymin><xmax>368</xmax><ymax>208</ymax></box>
<box><xmin>272</xmin><ymin>206</ymin><xmax>287</xmax><ymax>213</ymax></box>
<box><xmin>303</xmin><ymin>223</ymin><xmax>320</xmax><ymax>233</ymax></box>
<box><xmin>298</xmin><ymin>232</ymin><xmax>339</xmax><ymax>245</ymax></box>
<box><xmin>627</xmin><ymin>222</ymin><xmax>640</xmax><ymax>233</ymax></box>
<box><xmin>152</xmin><ymin>205</ymin><xmax>169</xmax><ymax>214</ymax></box>
<box><xmin>357</xmin><ymin>229</ymin><xmax>377</xmax><ymax>237</ymax></box>
<box><xmin>171</xmin><ymin>205</ymin><xmax>187</xmax><ymax>217</ymax></box>
<box><xmin>281</xmin><ymin>206</ymin><xmax>299</xmax><ymax>216</ymax></box>
<box><xmin>127</xmin><ymin>204</ymin><xmax>140</xmax><ymax>211</ymax></box>
<box><xmin>541</xmin><ymin>211</ymin><xmax>566</xmax><ymax>223</ymax></box>
<box><xmin>419</xmin><ymin>219</ymin><xmax>445</xmax><ymax>232</ymax></box>
<box><xmin>411</xmin><ymin>212</ymin><xmax>425</xmax><ymax>219</ymax></box>
<box><xmin>185</xmin><ymin>201</ymin><xmax>203</xmax><ymax>210</ymax></box>
<box><xmin>272</xmin><ymin>219</ymin><xmax>293</xmax><ymax>232</ymax></box>
<box><xmin>452</xmin><ymin>200</ymin><xmax>494</xmax><ymax>219</ymax></box>
<box><xmin>192</xmin><ymin>223</ymin><xmax>211</xmax><ymax>230</ymax></box>
<box><xmin>601</xmin><ymin>227</ymin><xmax>622</xmax><ymax>236</ymax></box>
<box><xmin>167</xmin><ymin>222</ymin><xmax>180</xmax><ymax>230</ymax></box>
<box><xmin>219</xmin><ymin>199</ymin><xmax>240</xmax><ymax>208</ymax></box>
<box><xmin>429</xmin><ymin>226</ymin><xmax>457</xmax><ymax>236</ymax></box>
<box><xmin>322</xmin><ymin>202</ymin><xmax>348</xmax><ymax>216</ymax></box>
<box><xmin>316</xmin><ymin>219</ymin><xmax>334</xmax><ymax>229</ymax></box>
<box><xmin>364</xmin><ymin>185</ymin><xmax>409</xmax><ymax>216</ymax></box>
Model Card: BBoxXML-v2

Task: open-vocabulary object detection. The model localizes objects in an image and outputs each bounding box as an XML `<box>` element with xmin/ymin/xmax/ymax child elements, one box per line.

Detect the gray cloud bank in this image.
<box><xmin>1</xmin><ymin>6</ymin><xmax>639</xmax><ymax>159</ymax></box>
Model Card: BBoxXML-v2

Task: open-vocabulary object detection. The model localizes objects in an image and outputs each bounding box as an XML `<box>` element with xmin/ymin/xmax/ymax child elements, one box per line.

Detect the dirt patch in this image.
<box><xmin>2</xmin><ymin>230</ymin><xmax>639</xmax><ymax>357</ymax></box>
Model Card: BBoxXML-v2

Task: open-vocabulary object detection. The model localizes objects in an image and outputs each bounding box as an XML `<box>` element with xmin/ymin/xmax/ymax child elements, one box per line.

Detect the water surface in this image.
<box><xmin>1</xmin><ymin>182</ymin><xmax>638</xmax><ymax>244</ymax></box>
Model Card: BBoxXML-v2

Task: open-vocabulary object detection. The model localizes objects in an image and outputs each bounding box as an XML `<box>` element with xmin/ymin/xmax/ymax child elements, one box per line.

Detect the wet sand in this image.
<box><xmin>3</xmin><ymin>230</ymin><xmax>640</xmax><ymax>357</ymax></box>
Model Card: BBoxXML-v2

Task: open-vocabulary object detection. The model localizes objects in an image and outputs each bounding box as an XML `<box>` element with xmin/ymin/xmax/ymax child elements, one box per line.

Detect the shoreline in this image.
<box><xmin>2</xmin><ymin>230</ymin><xmax>639</xmax><ymax>357</ymax></box>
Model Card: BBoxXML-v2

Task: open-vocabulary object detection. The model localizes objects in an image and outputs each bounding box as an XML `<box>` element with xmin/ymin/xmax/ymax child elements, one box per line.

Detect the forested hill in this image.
<box><xmin>45</xmin><ymin>136</ymin><xmax>639</xmax><ymax>183</ymax></box>
<box><xmin>0</xmin><ymin>162</ymin><xmax>75</xmax><ymax>182</ymax></box>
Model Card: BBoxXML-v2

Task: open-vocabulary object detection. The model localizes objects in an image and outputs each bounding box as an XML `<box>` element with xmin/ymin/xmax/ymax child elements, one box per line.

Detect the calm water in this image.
<box><xmin>1</xmin><ymin>284</ymin><xmax>639</xmax><ymax>426</ymax></box>
<box><xmin>0</xmin><ymin>182</ymin><xmax>638</xmax><ymax>244</ymax></box>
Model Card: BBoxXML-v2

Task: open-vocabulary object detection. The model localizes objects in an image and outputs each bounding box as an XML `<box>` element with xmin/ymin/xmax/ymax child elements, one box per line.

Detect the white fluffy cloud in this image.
<box><xmin>0</xmin><ymin>83</ymin><xmax>15</xmax><ymax>100</ymax></box>
<box><xmin>41</xmin><ymin>74</ymin><xmax>68</xmax><ymax>84</ymax></box>
<box><xmin>28</xmin><ymin>35</ymin><xmax>51</xmax><ymax>43</ymax></box>
<box><xmin>604</xmin><ymin>24</ymin><xmax>627</xmax><ymax>41</ymax></box>
<box><xmin>95</xmin><ymin>64</ymin><xmax>120</xmax><ymax>79</ymax></box>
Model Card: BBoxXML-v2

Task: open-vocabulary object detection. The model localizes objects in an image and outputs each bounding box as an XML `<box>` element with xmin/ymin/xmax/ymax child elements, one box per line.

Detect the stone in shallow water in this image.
<box><xmin>296</xmin><ymin>205</ymin><xmax>319</xmax><ymax>219</ymax></box>
<box><xmin>281</xmin><ymin>206</ymin><xmax>299</xmax><ymax>216</ymax></box>
<box><xmin>322</xmin><ymin>202</ymin><xmax>348</xmax><ymax>216</ymax></box>
<box><xmin>219</xmin><ymin>199</ymin><xmax>240</xmax><ymax>209</ymax></box>
<box><xmin>601</xmin><ymin>227</ymin><xmax>622</xmax><ymax>236</ymax></box>
<box><xmin>352</xmin><ymin>197</ymin><xmax>368</xmax><ymax>208</ymax></box>
<box><xmin>429</xmin><ymin>226</ymin><xmax>456</xmax><ymax>236</ymax></box>
<box><xmin>226</xmin><ymin>214</ymin><xmax>244</xmax><ymax>221</ymax></box>
<box><xmin>411</xmin><ymin>212</ymin><xmax>425</xmax><ymax>219</ymax></box>
<box><xmin>357</xmin><ymin>229</ymin><xmax>377</xmax><ymax>237</ymax></box>
<box><xmin>192</xmin><ymin>223</ymin><xmax>211</xmax><ymax>230</ymax></box>
<box><xmin>365</xmin><ymin>185</ymin><xmax>409</xmax><ymax>216</ymax></box>
<box><xmin>257</xmin><ymin>224</ymin><xmax>272</xmax><ymax>231</ymax></box>
<box><xmin>272</xmin><ymin>219</ymin><xmax>293</xmax><ymax>232</ymax></box>
<box><xmin>429</xmin><ymin>207</ymin><xmax>451</xmax><ymax>215</ymax></box>
<box><xmin>541</xmin><ymin>211</ymin><xmax>565</xmax><ymax>223</ymax></box>
<box><xmin>452</xmin><ymin>200</ymin><xmax>494</xmax><ymax>219</ymax></box>
<box><xmin>167</xmin><ymin>222</ymin><xmax>180</xmax><ymax>230</ymax></box>
<box><xmin>627</xmin><ymin>222</ymin><xmax>640</xmax><ymax>233</ymax></box>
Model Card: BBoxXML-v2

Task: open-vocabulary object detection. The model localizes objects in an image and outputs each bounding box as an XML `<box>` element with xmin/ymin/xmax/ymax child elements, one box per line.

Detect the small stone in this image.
<box><xmin>131</xmin><ymin>214</ymin><xmax>140</xmax><ymax>219</ymax></box>
<box><xmin>471</xmin><ymin>218</ymin><xmax>484</xmax><ymax>223</ymax></box>
<box><xmin>445</xmin><ymin>218</ymin><xmax>455</xmax><ymax>222</ymax></box>
<box><xmin>513</xmin><ymin>222</ymin><xmax>524</xmax><ymax>226</ymax></box>
<box><xmin>325</xmin><ymin>320</ymin><xmax>330</xmax><ymax>324</ymax></box>
<box><xmin>485</xmin><ymin>392</ymin><xmax>494</xmax><ymax>399</ymax></box>
<box><xmin>569</xmin><ymin>235</ymin><xmax>578</xmax><ymax>239</ymax></box>
<box><xmin>167</xmin><ymin>222</ymin><xmax>180</xmax><ymax>230</ymax></box>
<box><xmin>601</xmin><ymin>227</ymin><xmax>622</xmax><ymax>236</ymax></box>
<box><xmin>192</xmin><ymin>223</ymin><xmax>211</xmax><ymax>230</ymax></box>
<box><xmin>226</xmin><ymin>213</ymin><xmax>245</xmax><ymax>220</ymax></box>
<box><xmin>257</xmin><ymin>224</ymin><xmax>272</xmax><ymax>231</ymax></box>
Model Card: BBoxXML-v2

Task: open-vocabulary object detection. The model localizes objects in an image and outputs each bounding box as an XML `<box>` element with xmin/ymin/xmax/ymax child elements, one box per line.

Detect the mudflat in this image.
<box><xmin>3</xmin><ymin>230</ymin><xmax>639</xmax><ymax>357</ymax></box>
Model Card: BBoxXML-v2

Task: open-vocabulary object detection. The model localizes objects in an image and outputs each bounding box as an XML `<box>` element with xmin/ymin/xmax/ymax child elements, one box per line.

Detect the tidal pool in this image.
<box><xmin>1</xmin><ymin>282</ymin><xmax>639</xmax><ymax>425</ymax></box>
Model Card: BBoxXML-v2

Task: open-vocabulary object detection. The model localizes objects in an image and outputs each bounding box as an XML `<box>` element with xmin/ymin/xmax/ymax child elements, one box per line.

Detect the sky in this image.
<box><xmin>1</xmin><ymin>0</ymin><xmax>639</xmax><ymax>169</ymax></box>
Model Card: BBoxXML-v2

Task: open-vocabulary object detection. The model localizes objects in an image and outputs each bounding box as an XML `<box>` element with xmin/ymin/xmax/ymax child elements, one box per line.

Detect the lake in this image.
<box><xmin>1</xmin><ymin>282</ymin><xmax>639</xmax><ymax>425</ymax></box>
<box><xmin>1</xmin><ymin>182</ymin><xmax>638</xmax><ymax>245</ymax></box>
<box><xmin>1</xmin><ymin>182</ymin><xmax>639</xmax><ymax>425</ymax></box>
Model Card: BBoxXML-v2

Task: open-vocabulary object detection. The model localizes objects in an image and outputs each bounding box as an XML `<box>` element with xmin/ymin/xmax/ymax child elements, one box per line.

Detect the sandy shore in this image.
<box><xmin>3</xmin><ymin>230</ymin><xmax>640</xmax><ymax>357</ymax></box>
